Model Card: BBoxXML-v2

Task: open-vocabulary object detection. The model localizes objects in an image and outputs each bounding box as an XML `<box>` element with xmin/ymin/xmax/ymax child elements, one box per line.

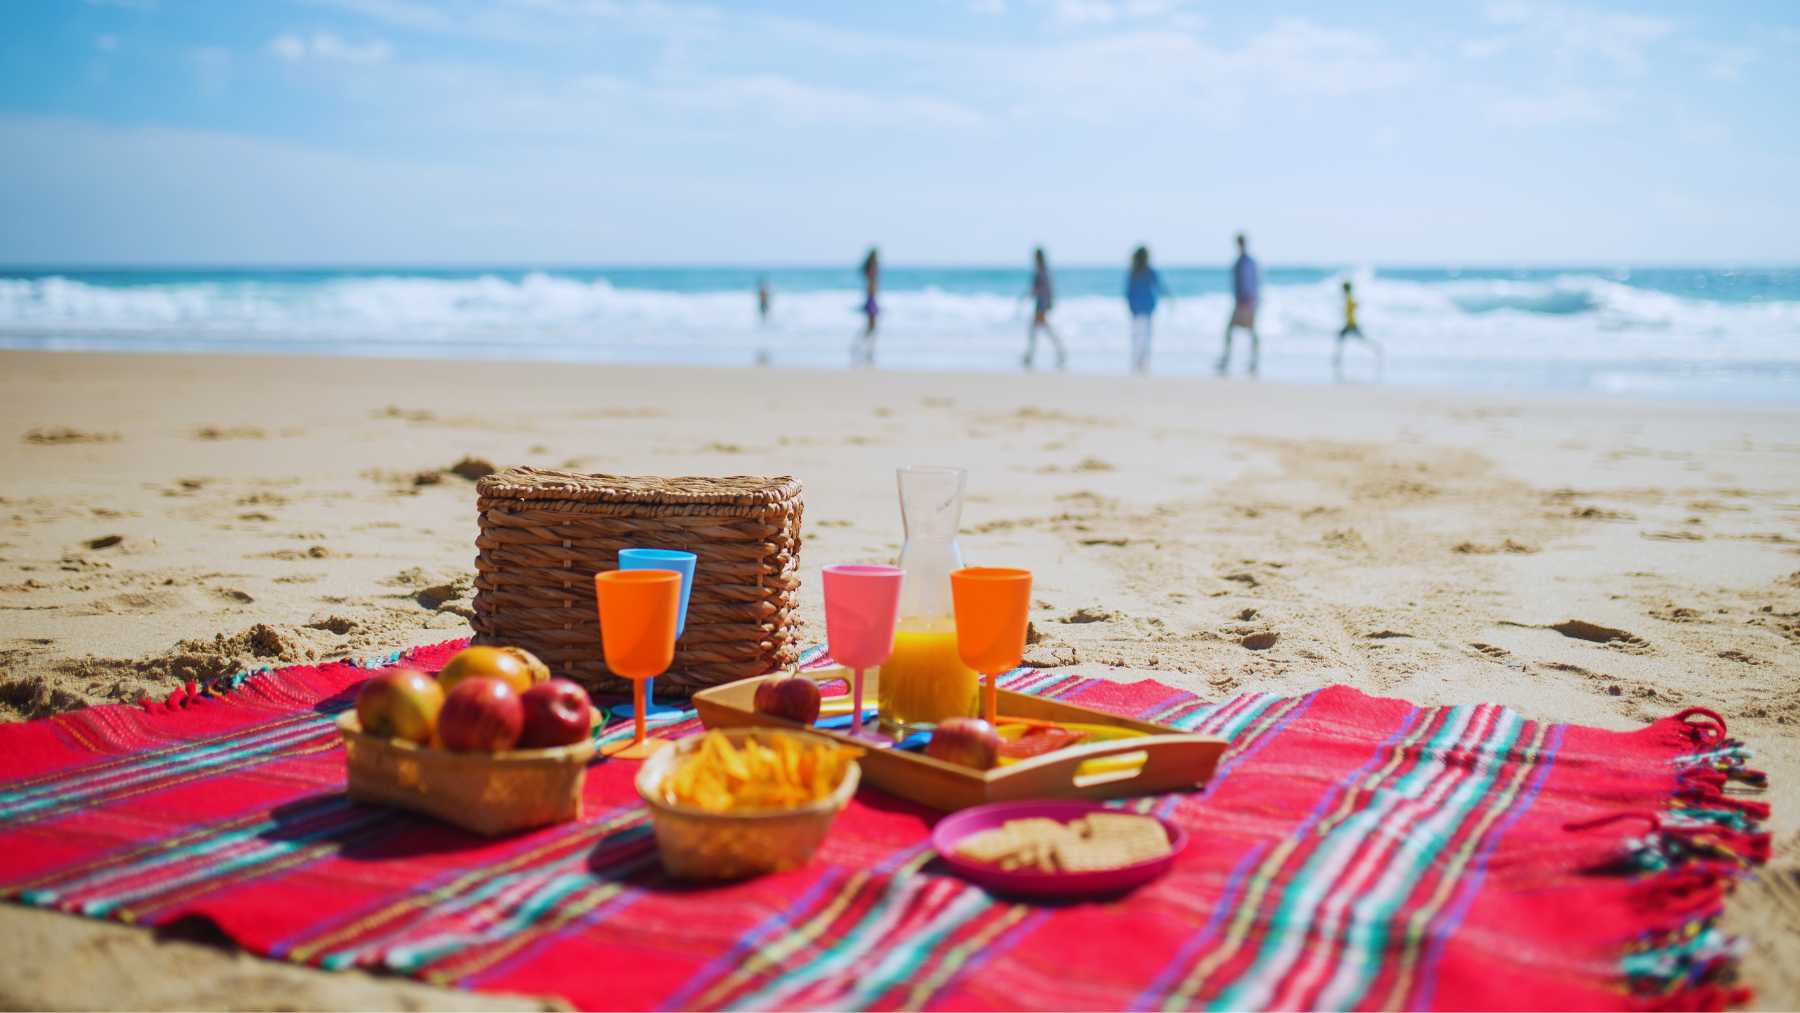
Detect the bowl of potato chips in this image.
<box><xmin>635</xmin><ymin>728</ymin><xmax>863</xmax><ymax>880</ymax></box>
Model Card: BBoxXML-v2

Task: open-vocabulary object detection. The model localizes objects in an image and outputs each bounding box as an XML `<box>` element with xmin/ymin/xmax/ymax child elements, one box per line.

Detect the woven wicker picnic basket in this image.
<box><xmin>471</xmin><ymin>468</ymin><xmax>804</xmax><ymax>695</ymax></box>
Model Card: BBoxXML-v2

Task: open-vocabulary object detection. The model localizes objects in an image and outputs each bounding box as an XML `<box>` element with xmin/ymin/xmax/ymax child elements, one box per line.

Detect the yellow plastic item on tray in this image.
<box><xmin>662</xmin><ymin>730</ymin><xmax>863</xmax><ymax>813</ymax></box>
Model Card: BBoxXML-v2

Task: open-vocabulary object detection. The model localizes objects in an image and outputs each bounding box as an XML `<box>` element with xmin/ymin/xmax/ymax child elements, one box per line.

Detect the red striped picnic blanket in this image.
<box><xmin>0</xmin><ymin>640</ymin><xmax>1769</xmax><ymax>1010</ymax></box>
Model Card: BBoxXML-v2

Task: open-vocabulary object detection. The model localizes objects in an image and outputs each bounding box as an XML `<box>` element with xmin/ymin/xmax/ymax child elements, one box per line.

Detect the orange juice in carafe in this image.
<box><xmin>877</xmin><ymin>465</ymin><xmax>972</xmax><ymax>737</ymax></box>
<box><xmin>877</xmin><ymin>617</ymin><xmax>979</xmax><ymax>734</ymax></box>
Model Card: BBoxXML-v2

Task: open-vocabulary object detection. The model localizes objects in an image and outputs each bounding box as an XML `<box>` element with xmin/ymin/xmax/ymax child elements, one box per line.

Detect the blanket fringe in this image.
<box><xmin>1605</xmin><ymin>711</ymin><xmax>1772</xmax><ymax>1011</ymax></box>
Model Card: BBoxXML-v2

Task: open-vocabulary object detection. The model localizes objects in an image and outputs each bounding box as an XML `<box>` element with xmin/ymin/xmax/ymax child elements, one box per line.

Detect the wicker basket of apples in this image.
<box><xmin>339</xmin><ymin>645</ymin><xmax>600</xmax><ymax>836</ymax></box>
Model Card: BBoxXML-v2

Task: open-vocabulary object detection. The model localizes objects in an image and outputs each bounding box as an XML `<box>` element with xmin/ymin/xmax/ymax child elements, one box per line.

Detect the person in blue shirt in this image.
<box><xmin>1125</xmin><ymin>245</ymin><xmax>1170</xmax><ymax>374</ymax></box>
<box><xmin>1217</xmin><ymin>232</ymin><xmax>1261</xmax><ymax>376</ymax></box>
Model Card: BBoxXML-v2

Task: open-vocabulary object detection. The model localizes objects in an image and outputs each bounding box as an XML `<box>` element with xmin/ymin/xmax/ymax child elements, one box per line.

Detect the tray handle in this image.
<box><xmin>991</xmin><ymin>733</ymin><xmax>1224</xmax><ymax>798</ymax></box>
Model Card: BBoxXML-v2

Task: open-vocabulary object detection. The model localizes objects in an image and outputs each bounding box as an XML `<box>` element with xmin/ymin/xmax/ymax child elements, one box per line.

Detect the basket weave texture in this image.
<box><xmin>471</xmin><ymin>468</ymin><xmax>804</xmax><ymax>695</ymax></box>
<box><xmin>337</xmin><ymin>713</ymin><xmax>592</xmax><ymax>836</ymax></box>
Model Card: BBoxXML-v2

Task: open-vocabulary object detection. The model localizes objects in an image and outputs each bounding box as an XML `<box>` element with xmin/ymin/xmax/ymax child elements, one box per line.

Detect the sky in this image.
<box><xmin>2</xmin><ymin>0</ymin><xmax>1797</xmax><ymax>266</ymax></box>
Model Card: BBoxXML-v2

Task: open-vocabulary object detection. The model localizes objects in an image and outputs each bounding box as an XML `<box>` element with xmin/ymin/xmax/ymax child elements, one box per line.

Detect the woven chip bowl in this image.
<box><xmin>471</xmin><ymin>468</ymin><xmax>804</xmax><ymax>696</ymax></box>
<box><xmin>635</xmin><ymin>728</ymin><xmax>861</xmax><ymax>881</ymax></box>
<box><xmin>338</xmin><ymin>712</ymin><xmax>595</xmax><ymax>837</ymax></box>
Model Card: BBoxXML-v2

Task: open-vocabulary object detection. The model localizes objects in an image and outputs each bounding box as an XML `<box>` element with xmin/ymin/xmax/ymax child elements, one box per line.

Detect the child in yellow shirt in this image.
<box><xmin>1334</xmin><ymin>280</ymin><xmax>1383</xmax><ymax>380</ymax></box>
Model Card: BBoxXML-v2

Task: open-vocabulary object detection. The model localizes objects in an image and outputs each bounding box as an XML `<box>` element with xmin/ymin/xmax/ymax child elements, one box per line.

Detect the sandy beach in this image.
<box><xmin>0</xmin><ymin>349</ymin><xmax>1795</xmax><ymax>1009</ymax></box>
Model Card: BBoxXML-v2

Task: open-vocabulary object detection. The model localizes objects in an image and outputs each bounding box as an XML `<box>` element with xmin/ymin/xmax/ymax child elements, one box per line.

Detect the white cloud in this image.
<box><xmin>1051</xmin><ymin>0</ymin><xmax>1120</xmax><ymax>26</ymax></box>
<box><xmin>95</xmin><ymin>34</ymin><xmax>120</xmax><ymax>52</ymax></box>
<box><xmin>1048</xmin><ymin>0</ymin><xmax>1198</xmax><ymax>30</ymax></box>
<box><xmin>1483</xmin><ymin>1</ymin><xmax>1674</xmax><ymax>74</ymax></box>
<box><xmin>673</xmin><ymin>73</ymin><xmax>982</xmax><ymax>128</ymax></box>
<box><xmin>1460</xmin><ymin>37</ymin><xmax>1507</xmax><ymax>59</ymax></box>
<box><xmin>1239</xmin><ymin>17</ymin><xmax>1415</xmax><ymax>96</ymax></box>
<box><xmin>270</xmin><ymin>32</ymin><xmax>394</xmax><ymax>65</ymax></box>
<box><xmin>993</xmin><ymin>15</ymin><xmax>1413</xmax><ymax>129</ymax></box>
<box><xmin>1686</xmin><ymin>42</ymin><xmax>1757</xmax><ymax>83</ymax></box>
<box><xmin>1488</xmin><ymin>86</ymin><xmax>1617</xmax><ymax>128</ymax></box>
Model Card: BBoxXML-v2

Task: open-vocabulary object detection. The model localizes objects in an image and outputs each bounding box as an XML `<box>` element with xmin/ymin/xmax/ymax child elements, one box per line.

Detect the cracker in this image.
<box><xmin>1078</xmin><ymin>813</ymin><xmax>1169</xmax><ymax>855</ymax></box>
<box><xmin>953</xmin><ymin>814</ymin><xmax>1167</xmax><ymax>874</ymax></box>
<box><xmin>955</xmin><ymin>827</ymin><xmax>1026</xmax><ymax>864</ymax></box>
<box><xmin>1053</xmin><ymin>837</ymin><xmax>1139</xmax><ymax>872</ymax></box>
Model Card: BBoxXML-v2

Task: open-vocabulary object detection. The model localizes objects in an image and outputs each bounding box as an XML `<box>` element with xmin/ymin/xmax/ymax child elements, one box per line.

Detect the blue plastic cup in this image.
<box><xmin>613</xmin><ymin>547</ymin><xmax>697</xmax><ymax>718</ymax></box>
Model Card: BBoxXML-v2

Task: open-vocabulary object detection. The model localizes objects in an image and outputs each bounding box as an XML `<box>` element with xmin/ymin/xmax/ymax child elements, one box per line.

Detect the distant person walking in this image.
<box><xmin>1333</xmin><ymin>279</ymin><xmax>1384</xmax><ymax>381</ymax></box>
<box><xmin>1125</xmin><ymin>246</ymin><xmax>1170</xmax><ymax>375</ymax></box>
<box><xmin>1022</xmin><ymin>247</ymin><xmax>1067</xmax><ymax>370</ymax></box>
<box><xmin>1217</xmin><ymin>232</ymin><xmax>1261</xmax><ymax>376</ymax></box>
<box><xmin>853</xmin><ymin>248</ymin><xmax>880</xmax><ymax>366</ymax></box>
<box><xmin>753</xmin><ymin>276</ymin><xmax>773</xmax><ymax>366</ymax></box>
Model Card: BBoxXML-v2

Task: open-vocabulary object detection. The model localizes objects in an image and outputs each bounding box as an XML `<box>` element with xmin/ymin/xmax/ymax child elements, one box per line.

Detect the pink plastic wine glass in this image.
<box><xmin>821</xmin><ymin>564</ymin><xmax>904</xmax><ymax>735</ymax></box>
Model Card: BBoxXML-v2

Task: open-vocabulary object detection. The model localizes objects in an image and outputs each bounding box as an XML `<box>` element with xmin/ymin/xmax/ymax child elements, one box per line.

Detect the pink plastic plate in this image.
<box><xmin>931</xmin><ymin>800</ymin><xmax>1186</xmax><ymax>899</ymax></box>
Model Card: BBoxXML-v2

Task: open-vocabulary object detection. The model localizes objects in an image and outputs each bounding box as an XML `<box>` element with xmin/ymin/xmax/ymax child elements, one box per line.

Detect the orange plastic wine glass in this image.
<box><xmin>949</xmin><ymin>566</ymin><xmax>1033</xmax><ymax>726</ymax></box>
<box><xmin>594</xmin><ymin>568</ymin><xmax>680</xmax><ymax>759</ymax></box>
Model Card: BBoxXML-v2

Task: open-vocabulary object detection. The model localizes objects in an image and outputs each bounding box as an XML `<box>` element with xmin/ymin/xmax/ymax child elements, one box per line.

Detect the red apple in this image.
<box><xmin>439</xmin><ymin>646</ymin><xmax>537</xmax><ymax>696</ymax></box>
<box><xmin>925</xmin><ymin>717</ymin><xmax>1002</xmax><ymax>770</ymax></box>
<box><xmin>355</xmin><ymin>668</ymin><xmax>444</xmax><ymax>744</ymax></box>
<box><xmin>753</xmin><ymin>676</ymin><xmax>822</xmax><ymax>726</ymax></box>
<box><xmin>437</xmin><ymin>677</ymin><xmax>525</xmax><ymax>752</ymax></box>
<box><xmin>519</xmin><ymin>679</ymin><xmax>594</xmax><ymax>748</ymax></box>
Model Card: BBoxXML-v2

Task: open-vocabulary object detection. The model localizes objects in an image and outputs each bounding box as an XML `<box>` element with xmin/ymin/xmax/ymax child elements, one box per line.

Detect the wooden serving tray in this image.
<box><xmin>691</xmin><ymin>671</ymin><xmax>1226</xmax><ymax>812</ymax></box>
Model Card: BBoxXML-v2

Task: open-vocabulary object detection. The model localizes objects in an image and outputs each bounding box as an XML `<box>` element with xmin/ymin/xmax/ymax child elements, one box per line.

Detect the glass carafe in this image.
<box><xmin>877</xmin><ymin>465</ymin><xmax>980</xmax><ymax>736</ymax></box>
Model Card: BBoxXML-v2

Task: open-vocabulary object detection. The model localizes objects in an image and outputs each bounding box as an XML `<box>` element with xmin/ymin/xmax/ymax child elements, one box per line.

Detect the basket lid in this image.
<box><xmin>477</xmin><ymin>467</ymin><xmax>802</xmax><ymax>507</ymax></box>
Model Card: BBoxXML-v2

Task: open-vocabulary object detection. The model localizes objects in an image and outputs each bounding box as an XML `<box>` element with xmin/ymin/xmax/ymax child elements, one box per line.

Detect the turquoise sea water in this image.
<box><xmin>2</xmin><ymin>265</ymin><xmax>1797</xmax><ymax>402</ymax></box>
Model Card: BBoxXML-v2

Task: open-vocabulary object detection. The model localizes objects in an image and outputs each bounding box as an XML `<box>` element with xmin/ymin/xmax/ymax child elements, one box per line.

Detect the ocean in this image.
<box><xmin>2</xmin><ymin>266</ymin><xmax>1797</xmax><ymax>402</ymax></box>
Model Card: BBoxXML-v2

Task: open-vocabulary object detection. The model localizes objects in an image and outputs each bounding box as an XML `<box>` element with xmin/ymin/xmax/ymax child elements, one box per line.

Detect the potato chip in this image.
<box><xmin>661</xmin><ymin>731</ymin><xmax>861</xmax><ymax>813</ymax></box>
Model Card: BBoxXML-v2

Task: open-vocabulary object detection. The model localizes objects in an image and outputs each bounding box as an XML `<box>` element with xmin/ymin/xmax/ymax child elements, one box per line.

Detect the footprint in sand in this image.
<box><xmin>23</xmin><ymin>427</ymin><xmax>120</xmax><ymax>446</ymax></box>
<box><xmin>192</xmin><ymin>425</ymin><xmax>266</xmax><ymax>441</ymax></box>
<box><xmin>256</xmin><ymin>546</ymin><xmax>333</xmax><ymax>561</ymax></box>
<box><xmin>1059</xmin><ymin>606</ymin><xmax>1117</xmax><ymax>624</ymax></box>
<box><xmin>1470</xmin><ymin>642</ymin><xmax>1511</xmax><ymax>660</ymax></box>
<box><xmin>1569</xmin><ymin>506</ymin><xmax>1634</xmax><ymax>521</ymax></box>
<box><xmin>1547</xmin><ymin>619</ymin><xmax>1652</xmax><ymax>653</ymax></box>
<box><xmin>1453</xmin><ymin>539</ymin><xmax>1538</xmax><ymax>555</ymax></box>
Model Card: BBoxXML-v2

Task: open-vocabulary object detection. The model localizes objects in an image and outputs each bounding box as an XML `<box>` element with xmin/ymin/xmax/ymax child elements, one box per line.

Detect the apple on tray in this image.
<box><xmin>924</xmin><ymin>717</ymin><xmax>1002</xmax><ymax>770</ymax></box>
<box><xmin>438</xmin><ymin>677</ymin><xmax>526</xmax><ymax>752</ymax></box>
<box><xmin>753</xmin><ymin>675</ymin><xmax>822</xmax><ymax>726</ymax></box>
<box><xmin>355</xmin><ymin>668</ymin><xmax>445</xmax><ymax>745</ymax></box>
<box><xmin>519</xmin><ymin>679</ymin><xmax>595</xmax><ymax>749</ymax></box>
